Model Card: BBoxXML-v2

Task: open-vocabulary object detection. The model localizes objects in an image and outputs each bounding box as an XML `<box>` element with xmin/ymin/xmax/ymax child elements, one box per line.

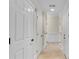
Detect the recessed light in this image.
<box><xmin>50</xmin><ymin>9</ymin><xmax>55</xmax><ymax>11</ymax></box>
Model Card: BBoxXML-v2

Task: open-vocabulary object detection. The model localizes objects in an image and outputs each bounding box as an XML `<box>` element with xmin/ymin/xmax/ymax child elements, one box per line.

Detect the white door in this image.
<box><xmin>9</xmin><ymin>0</ymin><xmax>38</xmax><ymax>59</ymax></box>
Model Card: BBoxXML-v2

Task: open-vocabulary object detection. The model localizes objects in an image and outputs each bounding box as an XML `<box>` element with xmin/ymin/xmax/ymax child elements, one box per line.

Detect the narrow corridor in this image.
<box><xmin>38</xmin><ymin>43</ymin><xmax>66</xmax><ymax>59</ymax></box>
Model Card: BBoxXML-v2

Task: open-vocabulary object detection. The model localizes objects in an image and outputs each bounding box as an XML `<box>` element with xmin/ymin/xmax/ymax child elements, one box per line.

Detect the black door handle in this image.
<box><xmin>9</xmin><ymin>38</ymin><xmax>11</xmax><ymax>45</ymax></box>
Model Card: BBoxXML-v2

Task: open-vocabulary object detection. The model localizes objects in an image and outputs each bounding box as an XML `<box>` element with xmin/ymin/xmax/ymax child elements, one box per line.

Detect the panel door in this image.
<box><xmin>9</xmin><ymin>0</ymin><xmax>37</xmax><ymax>59</ymax></box>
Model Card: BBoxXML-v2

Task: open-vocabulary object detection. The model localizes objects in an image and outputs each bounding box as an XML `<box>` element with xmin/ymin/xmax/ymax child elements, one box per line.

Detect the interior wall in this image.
<box><xmin>63</xmin><ymin>11</ymin><xmax>69</xmax><ymax>58</ymax></box>
<box><xmin>41</xmin><ymin>12</ymin><xmax>47</xmax><ymax>49</ymax></box>
<box><xmin>35</xmin><ymin>11</ymin><xmax>43</xmax><ymax>54</ymax></box>
<box><xmin>46</xmin><ymin>14</ymin><xmax>59</xmax><ymax>42</ymax></box>
<box><xmin>59</xmin><ymin>9</ymin><xmax>69</xmax><ymax>58</ymax></box>
<box><xmin>47</xmin><ymin>15</ymin><xmax>59</xmax><ymax>33</ymax></box>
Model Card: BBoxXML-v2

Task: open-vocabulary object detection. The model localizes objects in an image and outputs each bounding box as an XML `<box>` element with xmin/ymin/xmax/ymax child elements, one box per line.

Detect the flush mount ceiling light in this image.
<box><xmin>50</xmin><ymin>8</ymin><xmax>55</xmax><ymax>11</ymax></box>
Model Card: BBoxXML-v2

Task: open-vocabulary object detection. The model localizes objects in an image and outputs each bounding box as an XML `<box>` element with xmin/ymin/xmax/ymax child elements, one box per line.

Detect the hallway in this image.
<box><xmin>9</xmin><ymin>0</ymin><xmax>69</xmax><ymax>59</ymax></box>
<box><xmin>38</xmin><ymin>43</ymin><xmax>66</xmax><ymax>59</ymax></box>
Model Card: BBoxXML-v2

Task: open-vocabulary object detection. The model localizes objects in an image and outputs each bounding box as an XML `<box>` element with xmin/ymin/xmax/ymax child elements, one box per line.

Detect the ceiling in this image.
<box><xmin>31</xmin><ymin>0</ymin><xmax>68</xmax><ymax>15</ymax></box>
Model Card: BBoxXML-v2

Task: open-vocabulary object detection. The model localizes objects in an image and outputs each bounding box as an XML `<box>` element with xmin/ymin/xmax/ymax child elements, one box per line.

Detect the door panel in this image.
<box><xmin>15</xmin><ymin>49</ymin><xmax>24</xmax><ymax>59</ymax></box>
<box><xmin>15</xmin><ymin>0</ymin><xmax>24</xmax><ymax>11</ymax></box>
<box><xmin>9</xmin><ymin>0</ymin><xmax>38</xmax><ymax>59</ymax></box>
<box><xmin>15</xmin><ymin>11</ymin><xmax>24</xmax><ymax>41</ymax></box>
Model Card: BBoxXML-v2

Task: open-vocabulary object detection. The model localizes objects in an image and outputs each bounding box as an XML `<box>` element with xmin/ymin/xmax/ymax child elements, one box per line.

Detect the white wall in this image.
<box><xmin>46</xmin><ymin>14</ymin><xmax>59</xmax><ymax>42</ymax></box>
<box><xmin>59</xmin><ymin>9</ymin><xmax>69</xmax><ymax>58</ymax></box>
<box><xmin>63</xmin><ymin>11</ymin><xmax>69</xmax><ymax>58</ymax></box>
<box><xmin>47</xmin><ymin>15</ymin><xmax>59</xmax><ymax>33</ymax></box>
<box><xmin>36</xmin><ymin>11</ymin><xmax>43</xmax><ymax>54</ymax></box>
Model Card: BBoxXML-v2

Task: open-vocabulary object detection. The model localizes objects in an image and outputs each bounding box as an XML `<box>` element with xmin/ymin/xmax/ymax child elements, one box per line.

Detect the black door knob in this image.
<box><xmin>31</xmin><ymin>39</ymin><xmax>34</xmax><ymax>42</ymax></box>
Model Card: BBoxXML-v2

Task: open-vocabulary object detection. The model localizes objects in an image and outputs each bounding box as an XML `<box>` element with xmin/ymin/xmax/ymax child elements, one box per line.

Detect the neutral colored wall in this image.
<box><xmin>63</xmin><ymin>11</ymin><xmax>69</xmax><ymax>58</ymax></box>
<box><xmin>59</xmin><ymin>9</ymin><xmax>69</xmax><ymax>58</ymax></box>
<box><xmin>46</xmin><ymin>14</ymin><xmax>59</xmax><ymax>42</ymax></box>
<box><xmin>34</xmin><ymin>11</ymin><xmax>43</xmax><ymax>55</ymax></box>
<box><xmin>47</xmin><ymin>15</ymin><xmax>59</xmax><ymax>33</ymax></box>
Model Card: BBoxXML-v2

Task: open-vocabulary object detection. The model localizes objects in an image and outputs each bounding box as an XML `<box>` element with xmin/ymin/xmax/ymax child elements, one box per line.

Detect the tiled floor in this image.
<box><xmin>37</xmin><ymin>43</ymin><xmax>66</xmax><ymax>59</ymax></box>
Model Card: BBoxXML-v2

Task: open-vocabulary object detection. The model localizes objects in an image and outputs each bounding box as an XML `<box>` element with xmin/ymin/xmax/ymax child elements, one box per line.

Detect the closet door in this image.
<box><xmin>9</xmin><ymin>0</ymin><xmax>37</xmax><ymax>59</ymax></box>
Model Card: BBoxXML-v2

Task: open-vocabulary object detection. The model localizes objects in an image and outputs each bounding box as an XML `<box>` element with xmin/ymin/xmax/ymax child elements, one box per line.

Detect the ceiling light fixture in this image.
<box><xmin>50</xmin><ymin>8</ymin><xmax>55</xmax><ymax>11</ymax></box>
